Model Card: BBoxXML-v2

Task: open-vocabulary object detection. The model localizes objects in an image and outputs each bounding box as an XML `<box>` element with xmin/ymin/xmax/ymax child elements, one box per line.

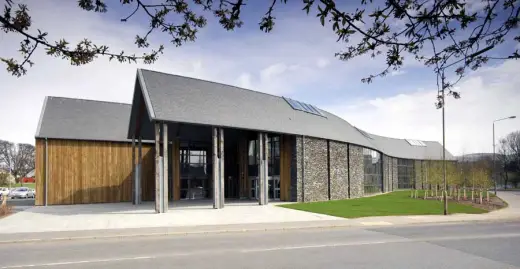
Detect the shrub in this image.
<box><xmin>0</xmin><ymin>196</ymin><xmax>12</xmax><ymax>217</ymax></box>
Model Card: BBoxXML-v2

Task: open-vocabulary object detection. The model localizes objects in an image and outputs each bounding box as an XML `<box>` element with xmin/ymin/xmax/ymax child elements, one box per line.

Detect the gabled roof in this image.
<box><xmin>35</xmin><ymin>96</ymin><xmax>132</xmax><ymax>142</ymax></box>
<box><xmin>131</xmin><ymin>69</ymin><xmax>376</xmax><ymax>149</ymax></box>
<box><xmin>35</xmin><ymin>69</ymin><xmax>454</xmax><ymax>161</ymax></box>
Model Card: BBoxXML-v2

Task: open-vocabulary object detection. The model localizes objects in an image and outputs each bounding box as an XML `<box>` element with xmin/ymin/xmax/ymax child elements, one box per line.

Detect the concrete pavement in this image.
<box><xmin>0</xmin><ymin>191</ymin><xmax>519</xmax><ymax>244</ymax></box>
<box><xmin>1</xmin><ymin>221</ymin><xmax>519</xmax><ymax>268</ymax></box>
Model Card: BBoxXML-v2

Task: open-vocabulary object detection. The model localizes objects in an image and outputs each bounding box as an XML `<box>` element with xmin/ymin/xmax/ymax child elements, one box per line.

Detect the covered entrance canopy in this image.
<box><xmin>127</xmin><ymin>69</ymin><xmax>297</xmax><ymax>213</ymax></box>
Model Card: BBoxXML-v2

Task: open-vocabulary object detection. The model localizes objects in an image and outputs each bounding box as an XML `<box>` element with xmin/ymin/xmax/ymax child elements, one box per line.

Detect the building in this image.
<box><xmin>34</xmin><ymin>69</ymin><xmax>454</xmax><ymax>211</ymax></box>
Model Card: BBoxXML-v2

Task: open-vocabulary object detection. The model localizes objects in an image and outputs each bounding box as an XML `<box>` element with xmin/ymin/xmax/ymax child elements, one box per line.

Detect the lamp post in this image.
<box><xmin>493</xmin><ymin>116</ymin><xmax>516</xmax><ymax>194</ymax></box>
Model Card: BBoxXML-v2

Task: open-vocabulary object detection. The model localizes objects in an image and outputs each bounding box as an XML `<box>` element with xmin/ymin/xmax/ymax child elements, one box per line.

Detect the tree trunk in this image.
<box><xmin>435</xmin><ymin>186</ymin><xmax>438</xmax><ymax>199</ymax></box>
<box><xmin>424</xmin><ymin>189</ymin><xmax>428</xmax><ymax>200</ymax></box>
<box><xmin>457</xmin><ymin>187</ymin><xmax>460</xmax><ymax>201</ymax></box>
<box><xmin>479</xmin><ymin>191</ymin><xmax>483</xmax><ymax>204</ymax></box>
<box><xmin>463</xmin><ymin>187</ymin><xmax>467</xmax><ymax>200</ymax></box>
<box><xmin>486</xmin><ymin>191</ymin><xmax>490</xmax><ymax>203</ymax></box>
<box><xmin>471</xmin><ymin>189</ymin><xmax>474</xmax><ymax>202</ymax></box>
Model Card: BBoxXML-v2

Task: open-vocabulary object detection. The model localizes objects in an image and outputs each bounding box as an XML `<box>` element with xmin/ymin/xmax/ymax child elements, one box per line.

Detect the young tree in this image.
<box><xmin>0</xmin><ymin>140</ymin><xmax>35</xmax><ymax>184</ymax></box>
<box><xmin>426</xmin><ymin>160</ymin><xmax>443</xmax><ymax>200</ymax></box>
<box><xmin>1</xmin><ymin>0</ymin><xmax>519</xmax><ymax>107</ymax></box>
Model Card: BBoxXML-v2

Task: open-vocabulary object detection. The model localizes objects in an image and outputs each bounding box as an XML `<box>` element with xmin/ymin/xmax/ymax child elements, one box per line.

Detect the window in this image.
<box><xmin>363</xmin><ymin>148</ymin><xmax>382</xmax><ymax>194</ymax></box>
<box><xmin>397</xmin><ymin>158</ymin><xmax>415</xmax><ymax>189</ymax></box>
<box><xmin>406</xmin><ymin>139</ymin><xmax>426</xmax><ymax>146</ymax></box>
<box><xmin>355</xmin><ymin>127</ymin><xmax>373</xmax><ymax>140</ymax></box>
<box><xmin>283</xmin><ymin>97</ymin><xmax>326</xmax><ymax>117</ymax></box>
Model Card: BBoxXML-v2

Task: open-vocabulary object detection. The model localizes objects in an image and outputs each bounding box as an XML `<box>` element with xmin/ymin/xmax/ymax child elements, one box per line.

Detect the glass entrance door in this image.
<box><xmin>247</xmin><ymin>135</ymin><xmax>280</xmax><ymax>201</ymax></box>
<box><xmin>180</xmin><ymin>147</ymin><xmax>209</xmax><ymax>200</ymax></box>
<box><xmin>268</xmin><ymin>136</ymin><xmax>280</xmax><ymax>200</ymax></box>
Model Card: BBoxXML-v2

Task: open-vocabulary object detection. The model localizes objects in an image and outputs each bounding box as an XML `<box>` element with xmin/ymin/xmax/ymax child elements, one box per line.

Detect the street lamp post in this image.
<box><xmin>493</xmin><ymin>116</ymin><xmax>516</xmax><ymax>194</ymax></box>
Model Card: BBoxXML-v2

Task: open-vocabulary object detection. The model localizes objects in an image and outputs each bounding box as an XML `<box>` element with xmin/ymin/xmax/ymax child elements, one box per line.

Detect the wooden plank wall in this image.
<box><xmin>238</xmin><ymin>136</ymin><xmax>249</xmax><ymax>199</ymax></box>
<box><xmin>172</xmin><ymin>141</ymin><xmax>181</xmax><ymax>201</ymax></box>
<box><xmin>35</xmin><ymin>139</ymin><xmax>155</xmax><ymax>205</ymax></box>
<box><xmin>35</xmin><ymin>139</ymin><xmax>45</xmax><ymax>206</ymax></box>
<box><xmin>279</xmin><ymin>134</ymin><xmax>292</xmax><ymax>201</ymax></box>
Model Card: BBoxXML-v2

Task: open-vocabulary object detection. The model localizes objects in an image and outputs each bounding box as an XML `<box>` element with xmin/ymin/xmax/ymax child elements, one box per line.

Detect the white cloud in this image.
<box><xmin>325</xmin><ymin>60</ymin><xmax>520</xmax><ymax>156</ymax></box>
<box><xmin>316</xmin><ymin>58</ymin><xmax>330</xmax><ymax>68</ymax></box>
<box><xmin>390</xmin><ymin>69</ymin><xmax>407</xmax><ymax>76</ymax></box>
<box><xmin>260</xmin><ymin>63</ymin><xmax>289</xmax><ymax>82</ymax></box>
<box><xmin>1</xmin><ymin>0</ymin><xmax>518</xmax><ymax>159</ymax></box>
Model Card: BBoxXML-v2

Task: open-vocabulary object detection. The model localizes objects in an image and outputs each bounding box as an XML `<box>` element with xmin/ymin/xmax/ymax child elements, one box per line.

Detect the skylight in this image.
<box><xmin>283</xmin><ymin>97</ymin><xmax>326</xmax><ymax>117</ymax></box>
<box><xmin>406</xmin><ymin>139</ymin><xmax>426</xmax><ymax>147</ymax></box>
<box><xmin>355</xmin><ymin>127</ymin><xmax>373</xmax><ymax>139</ymax></box>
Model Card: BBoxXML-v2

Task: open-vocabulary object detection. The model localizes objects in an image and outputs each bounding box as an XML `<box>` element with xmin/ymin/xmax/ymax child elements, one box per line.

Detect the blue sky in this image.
<box><xmin>1</xmin><ymin>0</ymin><xmax>519</xmax><ymax>155</ymax></box>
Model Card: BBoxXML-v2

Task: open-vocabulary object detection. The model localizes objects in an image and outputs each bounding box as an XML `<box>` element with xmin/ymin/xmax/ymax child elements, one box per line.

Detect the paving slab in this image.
<box><xmin>0</xmin><ymin>192</ymin><xmax>518</xmax><ymax>243</ymax></box>
<box><xmin>0</xmin><ymin>200</ymin><xmax>341</xmax><ymax>234</ymax></box>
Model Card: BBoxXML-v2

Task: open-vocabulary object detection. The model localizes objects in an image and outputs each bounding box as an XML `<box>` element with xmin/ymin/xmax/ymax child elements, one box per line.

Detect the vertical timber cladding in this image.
<box><xmin>348</xmin><ymin>144</ymin><xmax>364</xmax><ymax>198</ymax></box>
<box><xmin>279</xmin><ymin>134</ymin><xmax>292</xmax><ymax>201</ymax></box>
<box><xmin>172</xmin><ymin>140</ymin><xmax>181</xmax><ymax>201</ymax></box>
<box><xmin>238</xmin><ymin>134</ymin><xmax>249</xmax><ymax>199</ymax></box>
<box><xmin>329</xmin><ymin>141</ymin><xmax>349</xmax><ymax>200</ymax></box>
<box><xmin>35</xmin><ymin>139</ymin><xmax>46</xmax><ymax>205</ymax></box>
<box><xmin>34</xmin><ymin>138</ymin><xmax>155</xmax><ymax>205</ymax></box>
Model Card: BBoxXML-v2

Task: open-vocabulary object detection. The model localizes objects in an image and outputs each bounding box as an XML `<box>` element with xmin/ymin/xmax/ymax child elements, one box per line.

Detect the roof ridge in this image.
<box><xmin>138</xmin><ymin>68</ymin><xmax>290</xmax><ymax>100</ymax></box>
<box><xmin>47</xmin><ymin>96</ymin><xmax>131</xmax><ymax>106</ymax></box>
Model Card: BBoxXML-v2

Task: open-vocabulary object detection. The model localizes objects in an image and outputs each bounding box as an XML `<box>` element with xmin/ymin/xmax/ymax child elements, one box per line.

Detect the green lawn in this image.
<box><xmin>0</xmin><ymin>183</ymin><xmax>35</xmax><ymax>189</ymax></box>
<box><xmin>279</xmin><ymin>191</ymin><xmax>487</xmax><ymax>218</ymax></box>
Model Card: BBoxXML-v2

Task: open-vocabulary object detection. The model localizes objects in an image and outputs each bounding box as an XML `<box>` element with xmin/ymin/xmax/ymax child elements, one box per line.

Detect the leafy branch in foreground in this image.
<box><xmin>1</xmin><ymin>0</ymin><xmax>519</xmax><ymax>107</ymax></box>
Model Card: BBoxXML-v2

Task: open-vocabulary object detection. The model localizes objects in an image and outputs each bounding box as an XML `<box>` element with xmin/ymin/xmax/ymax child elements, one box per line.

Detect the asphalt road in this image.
<box><xmin>0</xmin><ymin>221</ymin><xmax>519</xmax><ymax>268</ymax></box>
<box><xmin>4</xmin><ymin>198</ymin><xmax>34</xmax><ymax>213</ymax></box>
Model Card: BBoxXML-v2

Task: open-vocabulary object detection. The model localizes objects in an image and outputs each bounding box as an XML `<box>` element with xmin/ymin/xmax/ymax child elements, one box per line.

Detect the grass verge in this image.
<box><xmin>279</xmin><ymin>191</ymin><xmax>488</xmax><ymax>218</ymax></box>
<box><xmin>0</xmin><ymin>183</ymin><xmax>35</xmax><ymax>189</ymax></box>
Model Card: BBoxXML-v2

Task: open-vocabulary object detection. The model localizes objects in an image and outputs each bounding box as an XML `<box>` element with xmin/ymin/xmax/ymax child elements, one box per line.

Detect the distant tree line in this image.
<box><xmin>0</xmin><ymin>139</ymin><xmax>35</xmax><ymax>186</ymax></box>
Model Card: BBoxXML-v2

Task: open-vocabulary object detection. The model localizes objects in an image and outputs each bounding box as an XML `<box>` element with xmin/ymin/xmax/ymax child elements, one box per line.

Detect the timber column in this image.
<box><xmin>155</xmin><ymin>123</ymin><xmax>161</xmax><ymax>212</ymax></box>
<box><xmin>213</xmin><ymin>127</ymin><xmax>225</xmax><ymax>209</ymax></box>
<box><xmin>258</xmin><ymin>133</ymin><xmax>269</xmax><ymax>205</ymax></box>
<box><xmin>162</xmin><ymin>123</ymin><xmax>169</xmax><ymax>213</ymax></box>
<box><xmin>155</xmin><ymin>122</ymin><xmax>169</xmax><ymax>213</ymax></box>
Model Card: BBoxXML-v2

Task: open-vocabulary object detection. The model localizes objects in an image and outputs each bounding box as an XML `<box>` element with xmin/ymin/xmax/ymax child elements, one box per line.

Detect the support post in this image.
<box><xmin>44</xmin><ymin>138</ymin><xmax>48</xmax><ymax>206</ymax></box>
<box><xmin>258</xmin><ymin>133</ymin><xmax>266</xmax><ymax>205</ymax></box>
<box><xmin>213</xmin><ymin>127</ymin><xmax>220</xmax><ymax>209</ymax></box>
<box><xmin>163</xmin><ymin>123</ymin><xmax>169</xmax><ymax>213</ymax></box>
<box><xmin>219</xmin><ymin>128</ymin><xmax>225</xmax><ymax>208</ymax></box>
<box><xmin>138</xmin><ymin>136</ymin><xmax>142</xmax><ymax>204</ymax></box>
<box><xmin>132</xmin><ymin>135</ymin><xmax>136</xmax><ymax>205</ymax></box>
<box><xmin>155</xmin><ymin>122</ymin><xmax>161</xmax><ymax>213</ymax></box>
<box><xmin>263</xmin><ymin>133</ymin><xmax>269</xmax><ymax>205</ymax></box>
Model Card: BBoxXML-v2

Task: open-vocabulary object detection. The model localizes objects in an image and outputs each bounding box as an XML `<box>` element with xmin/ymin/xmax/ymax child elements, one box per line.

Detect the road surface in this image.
<box><xmin>0</xmin><ymin>221</ymin><xmax>519</xmax><ymax>268</ymax></box>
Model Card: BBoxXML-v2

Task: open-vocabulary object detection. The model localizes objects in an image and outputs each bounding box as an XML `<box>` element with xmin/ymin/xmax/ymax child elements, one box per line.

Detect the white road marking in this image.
<box><xmin>0</xmin><ymin>256</ymin><xmax>152</xmax><ymax>269</ymax></box>
<box><xmin>4</xmin><ymin>233</ymin><xmax>520</xmax><ymax>267</ymax></box>
<box><xmin>360</xmin><ymin>221</ymin><xmax>393</xmax><ymax>226</ymax></box>
<box><xmin>241</xmin><ymin>241</ymin><xmax>391</xmax><ymax>253</ymax></box>
<box><xmin>242</xmin><ymin>232</ymin><xmax>520</xmax><ymax>253</ymax></box>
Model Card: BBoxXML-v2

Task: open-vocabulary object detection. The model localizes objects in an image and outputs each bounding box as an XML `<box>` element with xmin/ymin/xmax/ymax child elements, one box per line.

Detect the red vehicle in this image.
<box><xmin>21</xmin><ymin>177</ymin><xmax>35</xmax><ymax>183</ymax></box>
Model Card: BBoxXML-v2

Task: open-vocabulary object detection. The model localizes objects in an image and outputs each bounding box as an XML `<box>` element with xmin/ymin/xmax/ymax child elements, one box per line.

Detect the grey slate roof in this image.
<box><xmin>137</xmin><ymin>69</ymin><xmax>375</xmax><ymax>150</ymax></box>
<box><xmin>135</xmin><ymin>69</ymin><xmax>453</xmax><ymax>160</ymax></box>
<box><xmin>35</xmin><ymin>96</ymin><xmax>133</xmax><ymax>142</ymax></box>
<box><xmin>367</xmin><ymin>133</ymin><xmax>455</xmax><ymax>160</ymax></box>
<box><xmin>35</xmin><ymin>69</ymin><xmax>454</xmax><ymax>160</ymax></box>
